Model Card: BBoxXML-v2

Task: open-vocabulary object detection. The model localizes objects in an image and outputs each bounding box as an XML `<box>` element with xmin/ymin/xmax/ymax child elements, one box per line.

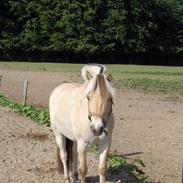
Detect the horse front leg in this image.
<box><xmin>77</xmin><ymin>142</ymin><xmax>88</xmax><ymax>183</ymax></box>
<box><xmin>98</xmin><ymin>136</ymin><xmax>111</xmax><ymax>183</ymax></box>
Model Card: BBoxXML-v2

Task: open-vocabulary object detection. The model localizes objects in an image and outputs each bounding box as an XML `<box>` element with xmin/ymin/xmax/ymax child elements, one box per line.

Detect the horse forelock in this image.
<box><xmin>86</xmin><ymin>74</ymin><xmax>115</xmax><ymax>99</ymax></box>
<box><xmin>96</xmin><ymin>75</ymin><xmax>109</xmax><ymax>98</ymax></box>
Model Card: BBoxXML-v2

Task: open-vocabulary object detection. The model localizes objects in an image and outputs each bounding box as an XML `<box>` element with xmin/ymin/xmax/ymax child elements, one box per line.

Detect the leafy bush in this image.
<box><xmin>0</xmin><ymin>0</ymin><xmax>182</xmax><ymax>55</ymax></box>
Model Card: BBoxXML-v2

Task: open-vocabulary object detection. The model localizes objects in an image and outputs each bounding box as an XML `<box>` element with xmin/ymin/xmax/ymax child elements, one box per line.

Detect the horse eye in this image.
<box><xmin>88</xmin><ymin>114</ymin><xmax>92</xmax><ymax>121</ymax></box>
<box><xmin>87</xmin><ymin>95</ymin><xmax>90</xmax><ymax>100</ymax></box>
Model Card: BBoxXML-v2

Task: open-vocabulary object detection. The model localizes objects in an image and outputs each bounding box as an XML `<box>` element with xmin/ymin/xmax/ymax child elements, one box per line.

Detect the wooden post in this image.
<box><xmin>0</xmin><ymin>75</ymin><xmax>2</xmax><ymax>88</ymax></box>
<box><xmin>182</xmin><ymin>163</ymin><xmax>183</xmax><ymax>183</ymax></box>
<box><xmin>22</xmin><ymin>80</ymin><xmax>29</xmax><ymax>106</ymax></box>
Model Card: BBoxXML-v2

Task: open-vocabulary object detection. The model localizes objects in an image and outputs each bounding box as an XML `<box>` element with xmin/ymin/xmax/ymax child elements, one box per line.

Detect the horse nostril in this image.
<box><xmin>99</xmin><ymin>126</ymin><xmax>104</xmax><ymax>133</ymax></box>
<box><xmin>93</xmin><ymin>129</ymin><xmax>96</xmax><ymax>134</ymax></box>
<box><xmin>90</xmin><ymin>125</ymin><xmax>95</xmax><ymax>133</ymax></box>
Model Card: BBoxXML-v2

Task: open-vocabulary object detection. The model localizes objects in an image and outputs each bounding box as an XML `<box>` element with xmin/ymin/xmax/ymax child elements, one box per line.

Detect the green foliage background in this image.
<box><xmin>0</xmin><ymin>0</ymin><xmax>182</xmax><ymax>56</ymax></box>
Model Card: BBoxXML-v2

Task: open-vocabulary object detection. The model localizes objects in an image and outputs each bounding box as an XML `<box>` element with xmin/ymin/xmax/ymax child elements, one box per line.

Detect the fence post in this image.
<box><xmin>22</xmin><ymin>80</ymin><xmax>29</xmax><ymax>106</ymax></box>
<box><xmin>0</xmin><ymin>75</ymin><xmax>2</xmax><ymax>88</ymax></box>
<box><xmin>182</xmin><ymin>163</ymin><xmax>183</xmax><ymax>183</ymax></box>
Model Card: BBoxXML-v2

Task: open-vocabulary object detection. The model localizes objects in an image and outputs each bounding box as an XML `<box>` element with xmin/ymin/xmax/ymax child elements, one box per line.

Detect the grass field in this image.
<box><xmin>0</xmin><ymin>61</ymin><xmax>183</xmax><ymax>95</ymax></box>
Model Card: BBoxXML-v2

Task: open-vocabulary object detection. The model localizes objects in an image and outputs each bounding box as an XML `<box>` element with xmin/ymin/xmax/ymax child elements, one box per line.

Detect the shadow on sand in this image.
<box><xmin>86</xmin><ymin>151</ymin><xmax>155</xmax><ymax>183</ymax></box>
<box><xmin>86</xmin><ymin>170</ymin><xmax>141</xmax><ymax>183</ymax></box>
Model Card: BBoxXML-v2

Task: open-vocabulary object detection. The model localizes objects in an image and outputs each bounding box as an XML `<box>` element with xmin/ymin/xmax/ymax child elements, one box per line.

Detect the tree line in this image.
<box><xmin>0</xmin><ymin>0</ymin><xmax>182</xmax><ymax>64</ymax></box>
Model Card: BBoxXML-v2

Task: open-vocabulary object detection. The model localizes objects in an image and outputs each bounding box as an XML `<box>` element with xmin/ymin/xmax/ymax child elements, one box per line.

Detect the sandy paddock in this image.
<box><xmin>0</xmin><ymin>69</ymin><xmax>183</xmax><ymax>183</ymax></box>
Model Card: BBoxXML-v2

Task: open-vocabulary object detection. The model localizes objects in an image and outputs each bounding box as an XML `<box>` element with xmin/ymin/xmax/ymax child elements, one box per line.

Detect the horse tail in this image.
<box><xmin>66</xmin><ymin>137</ymin><xmax>73</xmax><ymax>171</ymax></box>
<box><xmin>57</xmin><ymin>137</ymin><xmax>73</xmax><ymax>174</ymax></box>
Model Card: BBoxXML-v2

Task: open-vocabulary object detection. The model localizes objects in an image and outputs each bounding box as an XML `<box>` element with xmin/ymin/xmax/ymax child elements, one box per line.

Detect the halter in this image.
<box><xmin>87</xmin><ymin>95</ymin><xmax>113</xmax><ymax>135</ymax></box>
<box><xmin>86</xmin><ymin>66</ymin><xmax>113</xmax><ymax>135</ymax></box>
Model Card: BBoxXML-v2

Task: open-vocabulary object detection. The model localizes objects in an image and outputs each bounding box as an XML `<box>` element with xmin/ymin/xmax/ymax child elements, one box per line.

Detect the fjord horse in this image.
<box><xmin>49</xmin><ymin>64</ymin><xmax>115</xmax><ymax>183</ymax></box>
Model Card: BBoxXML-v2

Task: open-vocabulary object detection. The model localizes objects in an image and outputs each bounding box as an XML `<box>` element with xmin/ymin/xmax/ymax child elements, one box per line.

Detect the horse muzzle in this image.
<box><xmin>90</xmin><ymin>124</ymin><xmax>104</xmax><ymax>136</ymax></box>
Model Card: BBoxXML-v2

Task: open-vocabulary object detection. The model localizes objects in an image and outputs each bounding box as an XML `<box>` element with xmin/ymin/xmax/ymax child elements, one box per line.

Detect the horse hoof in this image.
<box><xmin>64</xmin><ymin>178</ymin><xmax>70</xmax><ymax>183</ymax></box>
<box><xmin>72</xmin><ymin>172</ymin><xmax>78</xmax><ymax>183</ymax></box>
<box><xmin>72</xmin><ymin>179</ymin><xmax>78</xmax><ymax>183</ymax></box>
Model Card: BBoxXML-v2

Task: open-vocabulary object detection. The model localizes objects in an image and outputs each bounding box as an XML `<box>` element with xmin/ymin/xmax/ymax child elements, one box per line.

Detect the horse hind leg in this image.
<box><xmin>72</xmin><ymin>141</ymin><xmax>78</xmax><ymax>183</ymax></box>
<box><xmin>57</xmin><ymin>145</ymin><xmax>63</xmax><ymax>174</ymax></box>
<box><xmin>56</xmin><ymin>134</ymin><xmax>72</xmax><ymax>183</ymax></box>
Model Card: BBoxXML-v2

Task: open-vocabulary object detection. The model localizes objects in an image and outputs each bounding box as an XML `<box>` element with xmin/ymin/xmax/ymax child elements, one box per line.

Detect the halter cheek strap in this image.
<box><xmin>87</xmin><ymin>96</ymin><xmax>113</xmax><ymax>128</ymax></box>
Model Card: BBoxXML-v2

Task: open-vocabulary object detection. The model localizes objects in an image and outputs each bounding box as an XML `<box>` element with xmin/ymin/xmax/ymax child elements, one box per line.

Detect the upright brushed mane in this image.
<box><xmin>81</xmin><ymin>64</ymin><xmax>115</xmax><ymax>98</ymax></box>
<box><xmin>81</xmin><ymin>64</ymin><xmax>106</xmax><ymax>81</ymax></box>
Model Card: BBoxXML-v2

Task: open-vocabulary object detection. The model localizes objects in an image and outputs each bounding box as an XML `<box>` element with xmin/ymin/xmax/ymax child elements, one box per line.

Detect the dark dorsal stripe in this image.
<box><xmin>99</xmin><ymin>66</ymin><xmax>104</xmax><ymax>74</ymax></box>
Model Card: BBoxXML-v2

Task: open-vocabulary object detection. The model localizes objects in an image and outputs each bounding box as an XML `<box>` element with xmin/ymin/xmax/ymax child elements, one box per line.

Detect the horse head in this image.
<box><xmin>82</xmin><ymin>64</ymin><xmax>115</xmax><ymax>136</ymax></box>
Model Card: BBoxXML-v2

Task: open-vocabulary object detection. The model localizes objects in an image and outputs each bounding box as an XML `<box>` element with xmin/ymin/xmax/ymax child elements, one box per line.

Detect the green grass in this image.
<box><xmin>91</xmin><ymin>144</ymin><xmax>152</xmax><ymax>182</ymax></box>
<box><xmin>0</xmin><ymin>94</ymin><xmax>50</xmax><ymax>126</ymax></box>
<box><xmin>0</xmin><ymin>93</ymin><xmax>153</xmax><ymax>182</ymax></box>
<box><xmin>108</xmin><ymin>154</ymin><xmax>151</xmax><ymax>183</ymax></box>
<box><xmin>0</xmin><ymin>62</ymin><xmax>83</xmax><ymax>73</ymax></box>
<box><xmin>108</xmin><ymin>65</ymin><xmax>183</xmax><ymax>95</ymax></box>
<box><xmin>1</xmin><ymin>61</ymin><xmax>183</xmax><ymax>95</ymax></box>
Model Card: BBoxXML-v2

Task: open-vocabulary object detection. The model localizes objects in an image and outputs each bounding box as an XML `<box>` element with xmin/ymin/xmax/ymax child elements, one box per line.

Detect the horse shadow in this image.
<box><xmin>86</xmin><ymin>152</ymin><xmax>155</xmax><ymax>183</ymax></box>
<box><xmin>86</xmin><ymin>170</ymin><xmax>140</xmax><ymax>183</ymax></box>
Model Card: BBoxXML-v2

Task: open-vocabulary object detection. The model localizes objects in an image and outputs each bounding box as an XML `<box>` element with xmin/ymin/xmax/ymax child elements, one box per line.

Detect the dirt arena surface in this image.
<box><xmin>0</xmin><ymin>69</ymin><xmax>183</xmax><ymax>183</ymax></box>
<box><xmin>0</xmin><ymin>106</ymin><xmax>101</xmax><ymax>183</ymax></box>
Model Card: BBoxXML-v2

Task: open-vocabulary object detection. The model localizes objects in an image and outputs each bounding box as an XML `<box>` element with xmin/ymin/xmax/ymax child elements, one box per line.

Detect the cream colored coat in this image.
<box><xmin>49</xmin><ymin>64</ymin><xmax>115</xmax><ymax>183</ymax></box>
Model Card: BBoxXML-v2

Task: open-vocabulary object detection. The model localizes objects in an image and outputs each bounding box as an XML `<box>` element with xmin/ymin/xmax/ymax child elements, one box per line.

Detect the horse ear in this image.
<box><xmin>86</xmin><ymin>71</ymin><xmax>93</xmax><ymax>81</ymax></box>
<box><xmin>106</xmin><ymin>73</ymin><xmax>113</xmax><ymax>82</ymax></box>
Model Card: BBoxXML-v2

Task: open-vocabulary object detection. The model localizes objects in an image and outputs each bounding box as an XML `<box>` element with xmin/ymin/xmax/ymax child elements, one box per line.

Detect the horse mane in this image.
<box><xmin>81</xmin><ymin>64</ymin><xmax>115</xmax><ymax>98</ymax></box>
<box><xmin>81</xmin><ymin>64</ymin><xmax>106</xmax><ymax>81</ymax></box>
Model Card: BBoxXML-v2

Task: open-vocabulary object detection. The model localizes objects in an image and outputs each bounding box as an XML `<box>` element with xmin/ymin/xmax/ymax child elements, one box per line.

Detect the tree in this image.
<box><xmin>0</xmin><ymin>0</ymin><xmax>182</xmax><ymax>58</ymax></box>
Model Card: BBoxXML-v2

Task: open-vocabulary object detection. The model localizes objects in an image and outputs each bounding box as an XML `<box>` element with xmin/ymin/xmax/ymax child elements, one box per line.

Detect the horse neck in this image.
<box><xmin>78</xmin><ymin>82</ymin><xmax>89</xmax><ymax>103</ymax></box>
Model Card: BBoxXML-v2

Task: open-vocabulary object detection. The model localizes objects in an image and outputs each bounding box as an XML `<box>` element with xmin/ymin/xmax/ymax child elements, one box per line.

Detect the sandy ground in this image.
<box><xmin>0</xmin><ymin>106</ymin><xmax>101</xmax><ymax>183</ymax></box>
<box><xmin>0</xmin><ymin>69</ymin><xmax>183</xmax><ymax>183</ymax></box>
